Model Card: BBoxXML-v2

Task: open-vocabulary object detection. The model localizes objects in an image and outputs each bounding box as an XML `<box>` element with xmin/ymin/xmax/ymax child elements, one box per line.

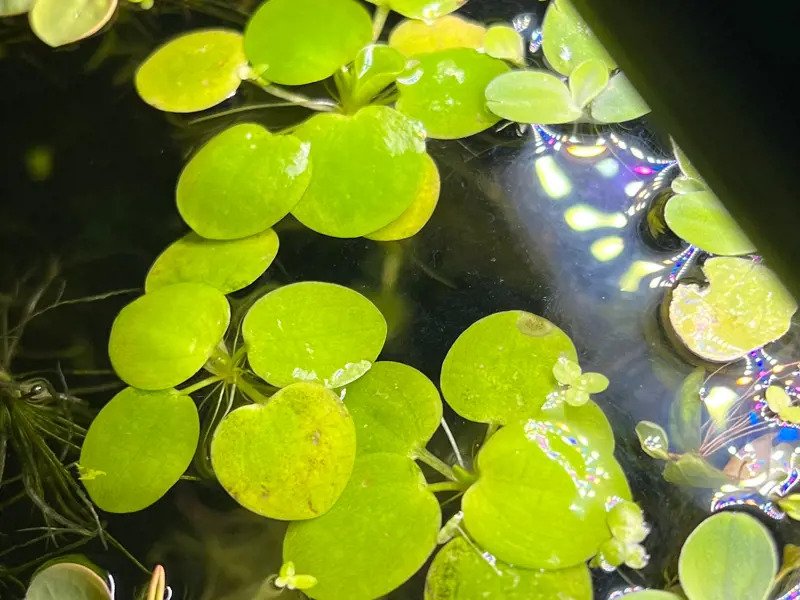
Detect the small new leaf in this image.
<box><xmin>635</xmin><ymin>420</ymin><xmax>670</xmax><ymax>460</ymax></box>
<box><xmin>275</xmin><ymin>561</ymin><xmax>318</xmax><ymax>591</ymax></box>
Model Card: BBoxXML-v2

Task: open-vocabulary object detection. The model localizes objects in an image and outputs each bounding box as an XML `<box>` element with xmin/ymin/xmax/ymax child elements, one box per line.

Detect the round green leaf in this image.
<box><xmin>135</xmin><ymin>30</ymin><xmax>246</xmax><ymax>113</ymax></box>
<box><xmin>625</xmin><ymin>593</ymin><xmax>682</xmax><ymax>600</ymax></box>
<box><xmin>485</xmin><ymin>70</ymin><xmax>583</xmax><ymax>125</ymax></box>
<box><xmin>26</xmin><ymin>563</ymin><xmax>112</xmax><ymax>600</ymax></box>
<box><xmin>679</xmin><ymin>512</ymin><xmax>777</xmax><ymax>600</ymax></box>
<box><xmin>29</xmin><ymin>0</ymin><xmax>116</xmax><ymax>47</ymax></box>
<box><xmin>243</xmin><ymin>282</ymin><xmax>387</xmax><ymax>388</ymax></box>
<box><xmin>440</xmin><ymin>311</ymin><xmax>577</xmax><ymax>424</ymax></box>
<box><xmin>0</xmin><ymin>0</ymin><xmax>34</xmax><ymax>16</ymax></box>
<box><xmin>590</xmin><ymin>72</ymin><xmax>650</xmax><ymax>123</ymax></box>
<box><xmin>211</xmin><ymin>382</ymin><xmax>356</xmax><ymax>520</ymax></box>
<box><xmin>346</xmin><ymin>44</ymin><xmax>407</xmax><ymax>109</ymax></box>
<box><xmin>542</xmin><ymin>0</ymin><xmax>616</xmax><ymax>76</ymax></box>
<box><xmin>177</xmin><ymin>123</ymin><xmax>311</xmax><ymax>240</ymax></box>
<box><xmin>396</xmin><ymin>48</ymin><xmax>510</xmax><ymax>139</ymax></box>
<box><xmin>463</xmin><ymin>421</ymin><xmax>631</xmax><ymax>569</ymax></box>
<box><xmin>366</xmin><ymin>152</ymin><xmax>440</xmax><ymax>241</ymax></box>
<box><xmin>342</xmin><ymin>361</ymin><xmax>442</xmax><ymax>456</ymax></box>
<box><xmin>668</xmin><ymin>257</ymin><xmax>797</xmax><ymax>362</ymax></box>
<box><xmin>108</xmin><ymin>283</ymin><xmax>230</xmax><ymax>390</ymax></box>
<box><xmin>425</xmin><ymin>537</ymin><xmax>592</xmax><ymax>600</ymax></box>
<box><xmin>80</xmin><ymin>387</ymin><xmax>199</xmax><ymax>513</ymax></box>
<box><xmin>291</xmin><ymin>105</ymin><xmax>427</xmax><ymax>237</ymax></box>
<box><xmin>244</xmin><ymin>0</ymin><xmax>371</xmax><ymax>86</ymax></box>
<box><xmin>284</xmin><ymin>453</ymin><xmax>441</xmax><ymax>600</ymax></box>
<box><xmin>145</xmin><ymin>229</ymin><xmax>279</xmax><ymax>294</ymax></box>
<box><xmin>664</xmin><ymin>191</ymin><xmax>755</xmax><ymax>256</ymax></box>
<box><xmin>569</xmin><ymin>58</ymin><xmax>609</xmax><ymax>108</ymax></box>
<box><xmin>561</xmin><ymin>399</ymin><xmax>615</xmax><ymax>453</ymax></box>
<box><xmin>377</xmin><ymin>0</ymin><xmax>463</xmax><ymax>20</ymax></box>
<box><xmin>483</xmin><ymin>25</ymin><xmax>525</xmax><ymax>65</ymax></box>
<box><xmin>388</xmin><ymin>15</ymin><xmax>486</xmax><ymax>56</ymax></box>
<box><xmin>635</xmin><ymin>420</ymin><xmax>670</xmax><ymax>459</ymax></box>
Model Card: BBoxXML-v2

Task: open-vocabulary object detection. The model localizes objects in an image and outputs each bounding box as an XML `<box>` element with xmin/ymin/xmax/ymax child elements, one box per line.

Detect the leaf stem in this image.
<box><xmin>179</xmin><ymin>376</ymin><xmax>222</xmax><ymax>396</ymax></box>
<box><xmin>246</xmin><ymin>76</ymin><xmax>338</xmax><ymax>112</ymax></box>
<box><xmin>427</xmin><ymin>481</ymin><xmax>466</xmax><ymax>493</ymax></box>
<box><xmin>236</xmin><ymin>376</ymin><xmax>271</xmax><ymax>404</ymax></box>
<box><xmin>484</xmin><ymin>422</ymin><xmax>500</xmax><ymax>444</ymax></box>
<box><xmin>414</xmin><ymin>447</ymin><xmax>457</xmax><ymax>481</ymax></box>
<box><xmin>371</xmin><ymin>4</ymin><xmax>390</xmax><ymax>41</ymax></box>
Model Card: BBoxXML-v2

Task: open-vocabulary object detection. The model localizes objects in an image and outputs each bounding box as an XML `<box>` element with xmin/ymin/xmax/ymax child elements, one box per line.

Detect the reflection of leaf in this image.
<box><xmin>669</xmin><ymin>368</ymin><xmax>704</xmax><ymax>452</ymax></box>
<box><xmin>662</xmin><ymin>453</ymin><xmax>730</xmax><ymax>488</ymax></box>
<box><xmin>679</xmin><ymin>512</ymin><xmax>777</xmax><ymax>600</ymax></box>
<box><xmin>590</xmin><ymin>72</ymin><xmax>650</xmax><ymax>123</ymax></box>
<box><xmin>774</xmin><ymin>543</ymin><xmax>800</xmax><ymax>589</ymax></box>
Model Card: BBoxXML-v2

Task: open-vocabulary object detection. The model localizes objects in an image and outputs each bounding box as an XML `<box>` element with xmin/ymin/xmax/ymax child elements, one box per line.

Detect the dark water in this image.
<box><xmin>2</xmin><ymin>2</ymin><xmax>799</xmax><ymax>599</ymax></box>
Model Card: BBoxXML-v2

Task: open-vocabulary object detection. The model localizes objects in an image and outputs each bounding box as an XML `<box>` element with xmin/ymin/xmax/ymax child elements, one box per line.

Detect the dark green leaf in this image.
<box><xmin>669</xmin><ymin>368</ymin><xmax>704</xmax><ymax>453</ymax></box>
<box><xmin>662</xmin><ymin>454</ymin><xmax>730</xmax><ymax>488</ymax></box>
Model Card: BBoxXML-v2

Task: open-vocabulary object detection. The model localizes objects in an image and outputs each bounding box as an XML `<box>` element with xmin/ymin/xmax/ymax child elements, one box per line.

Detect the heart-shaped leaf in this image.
<box><xmin>244</xmin><ymin>0</ymin><xmax>371</xmax><ymax>85</ymax></box>
<box><xmin>679</xmin><ymin>512</ymin><xmax>777</xmax><ymax>600</ymax></box>
<box><xmin>462</xmin><ymin>420</ymin><xmax>631</xmax><ymax>569</ymax></box>
<box><xmin>135</xmin><ymin>30</ymin><xmax>246</xmax><ymax>113</ymax></box>
<box><xmin>283</xmin><ymin>453</ymin><xmax>440</xmax><ymax>600</ymax></box>
<box><xmin>440</xmin><ymin>311</ymin><xmax>577</xmax><ymax>424</ymax></box>
<box><xmin>29</xmin><ymin>0</ymin><xmax>116</xmax><ymax>47</ymax></box>
<box><xmin>569</xmin><ymin>58</ymin><xmax>609</xmax><ymax>108</ymax></box>
<box><xmin>108</xmin><ymin>283</ymin><xmax>230</xmax><ymax>390</ymax></box>
<box><xmin>291</xmin><ymin>105</ymin><xmax>427</xmax><ymax>237</ymax></box>
<box><xmin>80</xmin><ymin>387</ymin><xmax>199</xmax><ymax>513</ymax></box>
<box><xmin>211</xmin><ymin>382</ymin><xmax>356</xmax><ymax>520</ymax></box>
<box><xmin>485</xmin><ymin>70</ymin><xmax>583</xmax><ymax>124</ymax></box>
<box><xmin>26</xmin><ymin>562</ymin><xmax>112</xmax><ymax>600</ymax></box>
<box><xmin>342</xmin><ymin>361</ymin><xmax>442</xmax><ymax>456</ymax></box>
<box><xmin>389</xmin><ymin>15</ymin><xmax>486</xmax><ymax>56</ymax></box>
<box><xmin>396</xmin><ymin>48</ymin><xmax>509</xmax><ymax>139</ymax></box>
<box><xmin>177</xmin><ymin>123</ymin><xmax>311</xmax><ymax>240</ymax></box>
<box><xmin>542</xmin><ymin>0</ymin><xmax>616</xmax><ymax>76</ymax></box>
<box><xmin>365</xmin><ymin>152</ymin><xmax>440</xmax><ymax>241</ymax></box>
<box><xmin>425</xmin><ymin>537</ymin><xmax>592</xmax><ymax>600</ymax></box>
<box><xmin>590</xmin><ymin>72</ymin><xmax>650</xmax><ymax>123</ymax></box>
<box><xmin>664</xmin><ymin>191</ymin><xmax>755</xmax><ymax>256</ymax></box>
<box><xmin>482</xmin><ymin>24</ymin><xmax>525</xmax><ymax>65</ymax></box>
<box><xmin>243</xmin><ymin>282</ymin><xmax>387</xmax><ymax>388</ymax></box>
<box><xmin>669</xmin><ymin>257</ymin><xmax>797</xmax><ymax>362</ymax></box>
<box><xmin>145</xmin><ymin>229</ymin><xmax>279</xmax><ymax>293</ymax></box>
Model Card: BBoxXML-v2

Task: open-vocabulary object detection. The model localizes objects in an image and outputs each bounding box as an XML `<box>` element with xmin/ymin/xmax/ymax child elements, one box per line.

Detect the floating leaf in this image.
<box><xmin>440</xmin><ymin>311</ymin><xmax>577</xmax><ymax>424</ymax></box>
<box><xmin>679</xmin><ymin>512</ymin><xmax>777</xmax><ymax>600</ymax></box>
<box><xmin>569</xmin><ymin>58</ymin><xmax>609</xmax><ymax>108</ymax></box>
<box><xmin>664</xmin><ymin>191</ymin><xmax>755</xmax><ymax>256</ymax></box>
<box><xmin>590</xmin><ymin>73</ymin><xmax>650</xmax><ymax>123</ymax></box>
<box><xmin>485</xmin><ymin>70</ymin><xmax>583</xmax><ymax>124</ymax></box>
<box><xmin>376</xmin><ymin>0</ymin><xmax>464</xmax><ymax>20</ymax></box>
<box><xmin>243</xmin><ymin>282</ymin><xmax>387</xmax><ymax>388</ymax></box>
<box><xmin>389</xmin><ymin>15</ymin><xmax>486</xmax><ymax>56</ymax></box>
<box><xmin>0</xmin><ymin>0</ymin><xmax>33</xmax><ymax>16</ymax></box>
<box><xmin>342</xmin><ymin>361</ymin><xmax>442</xmax><ymax>456</ymax></box>
<box><xmin>625</xmin><ymin>591</ymin><xmax>682</xmax><ymax>600</ymax></box>
<box><xmin>345</xmin><ymin>44</ymin><xmax>407</xmax><ymax>110</ymax></box>
<box><xmin>462</xmin><ymin>420</ymin><xmax>631</xmax><ymax>569</ymax></box>
<box><xmin>135</xmin><ymin>30</ymin><xmax>245</xmax><ymax>113</ymax></box>
<box><xmin>283</xmin><ymin>453</ymin><xmax>440</xmax><ymax>600</ymax></box>
<box><xmin>483</xmin><ymin>25</ymin><xmax>525</xmax><ymax>65</ymax></box>
<box><xmin>662</xmin><ymin>453</ymin><xmax>730</xmax><ymax>488</ymax></box>
<box><xmin>365</xmin><ymin>153</ymin><xmax>440</xmax><ymax>241</ymax></box>
<box><xmin>177</xmin><ymin>123</ymin><xmax>311</xmax><ymax>240</ymax></box>
<box><xmin>669</xmin><ymin>368</ymin><xmax>704</xmax><ymax>452</ymax></box>
<box><xmin>635</xmin><ymin>421</ymin><xmax>670</xmax><ymax>460</ymax></box>
<box><xmin>26</xmin><ymin>563</ymin><xmax>112</xmax><ymax>600</ymax></box>
<box><xmin>542</xmin><ymin>0</ymin><xmax>616</xmax><ymax>76</ymax></box>
<box><xmin>291</xmin><ymin>106</ymin><xmax>427</xmax><ymax>237</ymax></box>
<box><xmin>244</xmin><ymin>0</ymin><xmax>371</xmax><ymax>85</ymax></box>
<box><xmin>671</xmin><ymin>176</ymin><xmax>706</xmax><ymax>195</ymax></box>
<box><xmin>560</xmin><ymin>400</ymin><xmax>615</xmax><ymax>453</ymax></box>
<box><xmin>80</xmin><ymin>387</ymin><xmax>199</xmax><ymax>513</ymax></box>
<box><xmin>668</xmin><ymin>257</ymin><xmax>797</xmax><ymax>362</ymax></box>
<box><xmin>145</xmin><ymin>230</ymin><xmax>279</xmax><ymax>294</ymax></box>
<box><xmin>211</xmin><ymin>382</ymin><xmax>356</xmax><ymax>520</ymax></box>
<box><xmin>108</xmin><ymin>283</ymin><xmax>230</xmax><ymax>390</ymax></box>
<box><xmin>424</xmin><ymin>537</ymin><xmax>592</xmax><ymax>600</ymax></box>
<box><xmin>396</xmin><ymin>48</ymin><xmax>509</xmax><ymax>139</ymax></box>
<box><xmin>29</xmin><ymin>0</ymin><xmax>116</xmax><ymax>48</ymax></box>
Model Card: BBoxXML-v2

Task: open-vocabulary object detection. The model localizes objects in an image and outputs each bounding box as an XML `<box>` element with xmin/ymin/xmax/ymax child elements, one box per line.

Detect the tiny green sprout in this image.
<box><xmin>76</xmin><ymin>464</ymin><xmax>107</xmax><ymax>481</ymax></box>
<box><xmin>548</xmin><ymin>356</ymin><xmax>609</xmax><ymax>407</ymax></box>
<box><xmin>274</xmin><ymin>561</ymin><xmax>318</xmax><ymax>591</ymax></box>
<box><xmin>608</xmin><ymin>500</ymin><xmax>649</xmax><ymax>544</ymax></box>
<box><xmin>592</xmin><ymin>500</ymin><xmax>650</xmax><ymax>571</ymax></box>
